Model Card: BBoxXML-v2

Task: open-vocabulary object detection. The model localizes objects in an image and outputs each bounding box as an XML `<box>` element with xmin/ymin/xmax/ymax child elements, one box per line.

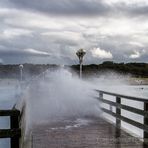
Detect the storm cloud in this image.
<box><xmin>0</xmin><ymin>0</ymin><xmax>147</xmax><ymax>64</ymax></box>
<box><xmin>8</xmin><ymin>0</ymin><xmax>148</xmax><ymax>18</ymax></box>
<box><xmin>9</xmin><ymin>0</ymin><xmax>110</xmax><ymax>17</ymax></box>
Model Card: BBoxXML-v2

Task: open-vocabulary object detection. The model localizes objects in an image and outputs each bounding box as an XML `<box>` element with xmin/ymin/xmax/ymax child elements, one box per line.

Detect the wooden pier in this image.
<box><xmin>31</xmin><ymin>117</ymin><xmax>144</xmax><ymax>148</ymax></box>
<box><xmin>29</xmin><ymin>90</ymin><xmax>148</xmax><ymax>148</ymax></box>
<box><xmin>1</xmin><ymin>90</ymin><xmax>148</xmax><ymax>148</ymax></box>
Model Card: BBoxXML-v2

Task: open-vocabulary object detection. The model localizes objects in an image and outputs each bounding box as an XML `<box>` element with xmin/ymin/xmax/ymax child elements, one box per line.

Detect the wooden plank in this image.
<box><xmin>116</xmin><ymin>97</ymin><xmax>121</xmax><ymax>137</ymax></box>
<box><xmin>11</xmin><ymin>113</ymin><xmax>20</xmax><ymax>148</ymax></box>
<box><xmin>96</xmin><ymin>90</ymin><xmax>148</xmax><ymax>103</ymax></box>
<box><xmin>11</xmin><ymin>115</ymin><xmax>19</xmax><ymax>129</ymax></box>
<box><xmin>0</xmin><ymin>109</ymin><xmax>21</xmax><ymax>148</ymax></box>
<box><xmin>102</xmin><ymin>108</ymin><xmax>148</xmax><ymax>133</ymax></box>
<box><xmin>97</xmin><ymin>97</ymin><xmax>148</xmax><ymax>117</ymax></box>
<box><xmin>0</xmin><ymin>129</ymin><xmax>21</xmax><ymax>138</ymax></box>
<box><xmin>32</xmin><ymin>117</ymin><xmax>144</xmax><ymax>148</ymax></box>
<box><xmin>144</xmin><ymin>102</ymin><xmax>148</xmax><ymax>145</ymax></box>
<box><xmin>0</xmin><ymin>110</ymin><xmax>20</xmax><ymax>116</ymax></box>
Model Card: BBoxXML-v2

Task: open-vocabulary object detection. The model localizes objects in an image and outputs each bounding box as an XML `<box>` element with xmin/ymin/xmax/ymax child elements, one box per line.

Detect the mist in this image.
<box><xmin>14</xmin><ymin>68</ymin><xmax>148</xmax><ymax>139</ymax></box>
<box><xmin>21</xmin><ymin>68</ymin><xmax>101</xmax><ymax>134</ymax></box>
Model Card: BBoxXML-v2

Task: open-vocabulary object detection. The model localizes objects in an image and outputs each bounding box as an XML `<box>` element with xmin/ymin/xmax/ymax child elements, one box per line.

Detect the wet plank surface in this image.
<box><xmin>32</xmin><ymin>117</ymin><xmax>144</xmax><ymax>148</ymax></box>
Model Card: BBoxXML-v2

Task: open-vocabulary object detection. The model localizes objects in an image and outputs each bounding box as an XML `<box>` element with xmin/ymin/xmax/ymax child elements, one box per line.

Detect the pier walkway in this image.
<box><xmin>31</xmin><ymin>117</ymin><xmax>144</xmax><ymax>148</ymax></box>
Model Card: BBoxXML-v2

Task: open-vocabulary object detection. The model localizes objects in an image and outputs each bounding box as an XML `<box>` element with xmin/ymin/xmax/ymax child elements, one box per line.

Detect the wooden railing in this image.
<box><xmin>0</xmin><ymin>109</ymin><xmax>21</xmax><ymax>148</ymax></box>
<box><xmin>0</xmin><ymin>69</ymin><xmax>50</xmax><ymax>148</ymax></box>
<box><xmin>96</xmin><ymin>90</ymin><xmax>148</xmax><ymax>144</ymax></box>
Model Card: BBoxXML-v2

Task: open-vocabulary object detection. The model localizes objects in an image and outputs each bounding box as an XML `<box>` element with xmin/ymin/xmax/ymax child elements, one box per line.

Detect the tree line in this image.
<box><xmin>71</xmin><ymin>61</ymin><xmax>148</xmax><ymax>77</ymax></box>
<box><xmin>0</xmin><ymin>61</ymin><xmax>148</xmax><ymax>79</ymax></box>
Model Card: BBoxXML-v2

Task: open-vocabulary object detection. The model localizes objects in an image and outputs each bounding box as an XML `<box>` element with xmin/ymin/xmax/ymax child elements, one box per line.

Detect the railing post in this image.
<box><xmin>144</xmin><ymin>102</ymin><xmax>148</xmax><ymax>146</ymax></box>
<box><xmin>10</xmin><ymin>111</ymin><xmax>20</xmax><ymax>148</ymax></box>
<box><xmin>116</xmin><ymin>96</ymin><xmax>121</xmax><ymax>138</ymax></box>
<box><xmin>99</xmin><ymin>92</ymin><xmax>103</xmax><ymax>99</ymax></box>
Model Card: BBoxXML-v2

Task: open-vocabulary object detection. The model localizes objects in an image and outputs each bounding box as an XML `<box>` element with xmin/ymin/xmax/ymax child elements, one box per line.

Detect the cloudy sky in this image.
<box><xmin>0</xmin><ymin>0</ymin><xmax>148</xmax><ymax>64</ymax></box>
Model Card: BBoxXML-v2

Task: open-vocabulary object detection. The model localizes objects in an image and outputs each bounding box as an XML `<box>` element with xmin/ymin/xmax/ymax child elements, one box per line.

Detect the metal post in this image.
<box><xmin>20</xmin><ymin>69</ymin><xmax>22</xmax><ymax>81</ymax></box>
<box><xmin>76</xmin><ymin>49</ymin><xmax>86</xmax><ymax>79</ymax></box>
<box><xmin>80</xmin><ymin>62</ymin><xmax>82</xmax><ymax>78</ymax></box>
<box><xmin>10</xmin><ymin>114</ymin><xmax>20</xmax><ymax>148</ymax></box>
<box><xmin>116</xmin><ymin>96</ymin><xmax>121</xmax><ymax>138</ymax></box>
<box><xmin>144</xmin><ymin>102</ymin><xmax>148</xmax><ymax>146</ymax></box>
<box><xmin>19</xmin><ymin>65</ymin><xmax>23</xmax><ymax>81</ymax></box>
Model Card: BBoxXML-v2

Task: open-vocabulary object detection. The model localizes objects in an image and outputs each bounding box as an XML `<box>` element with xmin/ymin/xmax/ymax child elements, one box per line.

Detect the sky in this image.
<box><xmin>0</xmin><ymin>0</ymin><xmax>148</xmax><ymax>64</ymax></box>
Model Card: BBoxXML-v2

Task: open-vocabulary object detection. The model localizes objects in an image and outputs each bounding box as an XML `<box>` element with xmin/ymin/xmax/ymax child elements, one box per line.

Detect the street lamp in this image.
<box><xmin>76</xmin><ymin>49</ymin><xmax>86</xmax><ymax>78</ymax></box>
<box><xmin>19</xmin><ymin>64</ymin><xmax>23</xmax><ymax>81</ymax></box>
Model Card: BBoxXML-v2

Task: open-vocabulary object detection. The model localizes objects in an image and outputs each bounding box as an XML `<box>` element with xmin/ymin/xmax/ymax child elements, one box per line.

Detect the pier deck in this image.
<box><xmin>31</xmin><ymin>117</ymin><xmax>144</xmax><ymax>148</ymax></box>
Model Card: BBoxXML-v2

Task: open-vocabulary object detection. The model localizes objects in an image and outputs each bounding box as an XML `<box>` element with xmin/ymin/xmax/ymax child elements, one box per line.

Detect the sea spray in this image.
<box><xmin>23</xmin><ymin>68</ymin><xmax>101</xmax><ymax>135</ymax></box>
<box><xmin>0</xmin><ymin>69</ymin><xmax>147</xmax><ymax>147</ymax></box>
<box><xmin>17</xmin><ymin>69</ymin><xmax>147</xmax><ymax>139</ymax></box>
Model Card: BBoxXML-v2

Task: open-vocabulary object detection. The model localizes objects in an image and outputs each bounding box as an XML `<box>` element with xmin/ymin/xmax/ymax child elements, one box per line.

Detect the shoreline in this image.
<box><xmin>128</xmin><ymin>78</ymin><xmax>148</xmax><ymax>85</ymax></box>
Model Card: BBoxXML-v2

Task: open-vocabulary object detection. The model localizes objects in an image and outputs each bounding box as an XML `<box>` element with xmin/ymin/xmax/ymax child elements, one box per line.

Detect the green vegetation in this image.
<box><xmin>0</xmin><ymin>61</ymin><xmax>148</xmax><ymax>79</ymax></box>
<box><xmin>72</xmin><ymin>61</ymin><xmax>148</xmax><ymax>78</ymax></box>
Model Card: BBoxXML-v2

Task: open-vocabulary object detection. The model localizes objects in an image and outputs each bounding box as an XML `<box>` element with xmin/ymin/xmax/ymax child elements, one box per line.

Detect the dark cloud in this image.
<box><xmin>115</xmin><ymin>3</ymin><xmax>148</xmax><ymax>17</ymax></box>
<box><xmin>9</xmin><ymin>0</ymin><xmax>110</xmax><ymax>17</ymax></box>
<box><xmin>0</xmin><ymin>0</ymin><xmax>148</xmax><ymax>64</ymax></box>
<box><xmin>8</xmin><ymin>0</ymin><xmax>148</xmax><ymax>18</ymax></box>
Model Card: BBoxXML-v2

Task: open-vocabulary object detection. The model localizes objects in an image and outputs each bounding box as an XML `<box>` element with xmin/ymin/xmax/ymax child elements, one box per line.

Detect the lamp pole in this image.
<box><xmin>19</xmin><ymin>64</ymin><xmax>23</xmax><ymax>81</ymax></box>
<box><xmin>76</xmin><ymin>49</ymin><xmax>86</xmax><ymax>78</ymax></box>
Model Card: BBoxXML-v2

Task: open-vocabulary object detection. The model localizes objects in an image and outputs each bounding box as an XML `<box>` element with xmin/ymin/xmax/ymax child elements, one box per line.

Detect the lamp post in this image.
<box><xmin>19</xmin><ymin>64</ymin><xmax>23</xmax><ymax>81</ymax></box>
<box><xmin>76</xmin><ymin>49</ymin><xmax>86</xmax><ymax>78</ymax></box>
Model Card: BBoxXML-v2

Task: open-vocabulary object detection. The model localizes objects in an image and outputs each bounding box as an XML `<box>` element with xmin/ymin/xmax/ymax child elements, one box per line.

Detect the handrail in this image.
<box><xmin>0</xmin><ymin>129</ymin><xmax>21</xmax><ymax>138</ymax></box>
<box><xmin>95</xmin><ymin>89</ymin><xmax>148</xmax><ymax>145</ymax></box>
<box><xmin>95</xmin><ymin>97</ymin><xmax>148</xmax><ymax>117</ymax></box>
<box><xmin>0</xmin><ymin>110</ymin><xmax>20</xmax><ymax>116</ymax></box>
<box><xmin>95</xmin><ymin>89</ymin><xmax>148</xmax><ymax>102</ymax></box>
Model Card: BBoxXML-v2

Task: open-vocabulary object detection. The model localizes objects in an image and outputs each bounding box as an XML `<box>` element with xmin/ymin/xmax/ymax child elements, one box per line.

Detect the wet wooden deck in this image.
<box><xmin>31</xmin><ymin>117</ymin><xmax>145</xmax><ymax>148</ymax></box>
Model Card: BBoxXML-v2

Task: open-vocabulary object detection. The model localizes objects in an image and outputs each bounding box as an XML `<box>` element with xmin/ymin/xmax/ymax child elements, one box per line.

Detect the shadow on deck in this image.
<box><xmin>31</xmin><ymin>117</ymin><xmax>145</xmax><ymax>148</ymax></box>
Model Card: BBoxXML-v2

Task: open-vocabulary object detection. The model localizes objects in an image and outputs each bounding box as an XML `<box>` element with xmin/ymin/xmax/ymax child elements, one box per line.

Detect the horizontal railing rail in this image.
<box><xmin>95</xmin><ymin>89</ymin><xmax>148</xmax><ymax>144</ymax></box>
<box><xmin>96</xmin><ymin>90</ymin><xmax>148</xmax><ymax>103</ymax></box>
<box><xmin>0</xmin><ymin>110</ymin><xmax>20</xmax><ymax>116</ymax></box>
<box><xmin>0</xmin><ymin>129</ymin><xmax>21</xmax><ymax>138</ymax></box>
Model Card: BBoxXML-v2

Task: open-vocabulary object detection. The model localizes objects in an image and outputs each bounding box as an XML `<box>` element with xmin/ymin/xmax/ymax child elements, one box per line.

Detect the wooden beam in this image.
<box><xmin>97</xmin><ymin>97</ymin><xmax>148</xmax><ymax>117</ymax></box>
<box><xmin>0</xmin><ymin>129</ymin><xmax>21</xmax><ymax>138</ymax></box>
<box><xmin>116</xmin><ymin>97</ymin><xmax>121</xmax><ymax>137</ymax></box>
<box><xmin>10</xmin><ymin>113</ymin><xmax>20</xmax><ymax>148</ymax></box>
<box><xmin>144</xmin><ymin>102</ymin><xmax>148</xmax><ymax>146</ymax></box>
<box><xmin>0</xmin><ymin>110</ymin><xmax>20</xmax><ymax>116</ymax></box>
<box><xmin>102</xmin><ymin>108</ymin><xmax>148</xmax><ymax>133</ymax></box>
<box><xmin>96</xmin><ymin>90</ymin><xmax>148</xmax><ymax>103</ymax></box>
